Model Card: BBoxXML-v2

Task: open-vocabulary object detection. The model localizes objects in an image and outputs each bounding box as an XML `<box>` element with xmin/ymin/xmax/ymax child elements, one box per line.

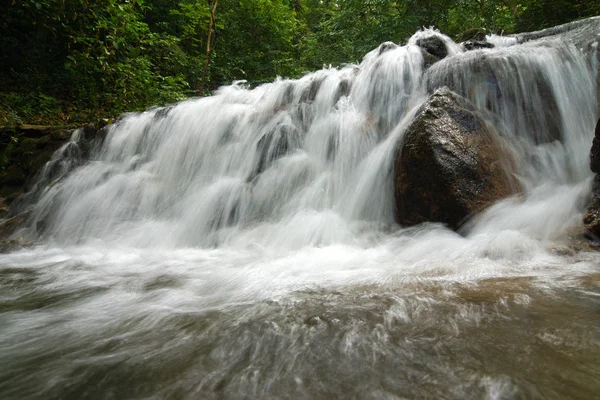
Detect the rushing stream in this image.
<box><xmin>1</xmin><ymin>24</ymin><xmax>600</xmax><ymax>399</ymax></box>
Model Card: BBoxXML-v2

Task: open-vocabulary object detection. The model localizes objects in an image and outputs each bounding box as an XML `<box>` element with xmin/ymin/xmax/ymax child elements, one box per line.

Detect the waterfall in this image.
<box><xmin>22</xmin><ymin>28</ymin><xmax>598</xmax><ymax>249</ymax></box>
<box><xmin>2</xmin><ymin>23</ymin><xmax>600</xmax><ymax>400</ymax></box>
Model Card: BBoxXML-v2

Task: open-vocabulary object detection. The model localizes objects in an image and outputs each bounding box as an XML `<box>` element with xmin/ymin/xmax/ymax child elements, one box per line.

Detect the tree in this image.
<box><xmin>199</xmin><ymin>0</ymin><xmax>219</xmax><ymax>95</ymax></box>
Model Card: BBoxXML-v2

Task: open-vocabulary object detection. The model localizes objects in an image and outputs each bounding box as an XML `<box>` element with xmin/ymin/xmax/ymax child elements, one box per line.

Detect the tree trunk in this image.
<box><xmin>199</xmin><ymin>0</ymin><xmax>219</xmax><ymax>96</ymax></box>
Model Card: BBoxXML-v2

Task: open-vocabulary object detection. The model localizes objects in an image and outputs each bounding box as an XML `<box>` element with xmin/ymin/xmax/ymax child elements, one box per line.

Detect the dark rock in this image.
<box><xmin>584</xmin><ymin>119</ymin><xmax>600</xmax><ymax>239</ymax></box>
<box><xmin>377</xmin><ymin>42</ymin><xmax>398</xmax><ymax>56</ymax></box>
<box><xmin>0</xmin><ymin>211</ymin><xmax>30</xmax><ymax>240</ymax></box>
<box><xmin>590</xmin><ymin>118</ymin><xmax>600</xmax><ymax>174</ymax></box>
<box><xmin>154</xmin><ymin>106</ymin><xmax>173</xmax><ymax>121</ymax></box>
<box><xmin>0</xmin><ymin>239</ymin><xmax>34</xmax><ymax>253</ymax></box>
<box><xmin>78</xmin><ymin>123</ymin><xmax>110</xmax><ymax>159</ymax></box>
<box><xmin>49</xmin><ymin>129</ymin><xmax>72</xmax><ymax>141</ymax></box>
<box><xmin>0</xmin><ymin>197</ymin><xmax>9</xmax><ymax>218</ymax></box>
<box><xmin>416</xmin><ymin>36</ymin><xmax>448</xmax><ymax>60</ymax></box>
<box><xmin>421</xmin><ymin>49</ymin><xmax>441</xmax><ymax>69</ymax></box>
<box><xmin>584</xmin><ymin>175</ymin><xmax>600</xmax><ymax>240</ymax></box>
<box><xmin>250</xmin><ymin>123</ymin><xmax>300</xmax><ymax>181</ymax></box>
<box><xmin>337</xmin><ymin>79</ymin><xmax>351</xmax><ymax>98</ymax></box>
<box><xmin>394</xmin><ymin>88</ymin><xmax>518</xmax><ymax>230</ymax></box>
<box><xmin>462</xmin><ymin>40</ymin><xmax>494</xmax><ymax>51</ymax></box>
<box><xmin>300</xmin><ymin>76</ymin><xmax>325</xmax><ymax>103</ymax></box>
<box><xmin>0</xmin><ymin>165</ymin><xmax>26</xmax><ymax>186</ymax></box>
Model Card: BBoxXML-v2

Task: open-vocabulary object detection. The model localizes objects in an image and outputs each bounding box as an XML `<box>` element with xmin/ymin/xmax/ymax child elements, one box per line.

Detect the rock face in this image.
<box><xmin>394</xmin><ymin>88</ymin><xmax>518</xmax><ymax>230</ymax></box>
<box><xmin>584</xmin><ymin>118</ymin><xmax>600</xmax><ymax>239</ymax></box>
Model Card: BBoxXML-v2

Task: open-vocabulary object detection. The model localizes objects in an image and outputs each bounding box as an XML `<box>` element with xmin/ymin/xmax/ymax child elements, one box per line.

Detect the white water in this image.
<box><xmin>1</xmin><ymin>28</ymin><xmax>600</xmax><ymax>399</ymax></box>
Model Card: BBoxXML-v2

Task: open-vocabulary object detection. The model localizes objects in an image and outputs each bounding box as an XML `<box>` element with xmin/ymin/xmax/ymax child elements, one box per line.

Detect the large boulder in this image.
<box><xmin>394</xmin><ymin>88</ymin><xmax>519</xmax><ymax>230</ymax></box>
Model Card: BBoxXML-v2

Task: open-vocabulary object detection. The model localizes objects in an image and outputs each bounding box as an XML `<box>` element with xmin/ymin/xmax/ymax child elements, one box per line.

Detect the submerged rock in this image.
<box><xmin>394</xmin><ymin>88</ymin><xmax>518</xmax><ymax>230</ymax></box>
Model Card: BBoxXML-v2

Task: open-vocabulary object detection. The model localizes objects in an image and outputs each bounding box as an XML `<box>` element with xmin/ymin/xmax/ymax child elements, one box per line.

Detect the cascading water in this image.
<box><xmin>1</xmin><ymin>22</ymin><xmax>600</xmax><ymax>400</ymax></box>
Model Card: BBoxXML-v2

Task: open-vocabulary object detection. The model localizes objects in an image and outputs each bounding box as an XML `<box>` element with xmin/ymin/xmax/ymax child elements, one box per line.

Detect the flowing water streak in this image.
<box><xmin>1</xmin><ymin>29</ymin><xmax>600</xmax><ymax>399</ymax></box>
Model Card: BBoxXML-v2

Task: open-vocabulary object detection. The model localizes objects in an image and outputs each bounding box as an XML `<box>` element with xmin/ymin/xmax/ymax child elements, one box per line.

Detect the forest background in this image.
<box><xmin>1</xmin><ymin>0</ymin><xmax>600</xmax><ymax>127</ymax></box>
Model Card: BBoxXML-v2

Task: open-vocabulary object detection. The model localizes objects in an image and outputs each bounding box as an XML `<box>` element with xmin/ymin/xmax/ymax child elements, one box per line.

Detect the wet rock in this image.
<box><xmin>394</xmin><ymin>88</ymin><xmax>518</xmax><ymax>230</ymax></box>
<box><xmin>0</xmin><ymin>211</ymin><xmax>30</xmax><ymax>240</ymax></box>
<box><xmin>589</xmin><ymin>118</ymin><xmax>600</xmax><ymax>174</ymax></box>
<box><xmin>462</xmin><ymin>40</ymin><xmax>494</xmax><ymax>51</ymax></box>
<box><xmin>584</xmin><ymin>121</ymin><xmax>600</xmax><ymax>239</ymax></box>
<box><xmin>416</xmin><ymin>36</ymin><xmax>448</xmax><ymax>60</ymax></box>
<box><xmin>300</xmin><ymin>76</ymin><xmax>325</xmax><ymax>103</ymax></box>
<box><xmin>421</xmin><ymin>49</ymin><xmax>441</xmax><ymax>69</ymax></box>
<box><xmin>78</xmin><ymin>121</ymin><xmax>110</xmax><ymax>159</ymax></box>
<box><xmin>337</xmin><ymin>79</ymin><xmax>351</xmax><ymax>98</ymax></box>
<box><xmin>584</xmin><ymin>176</ymin><xmax>600</xmax><ymax>241</ymax></box>
<box><xmin>249</xmin><ymin>123</ymin><xmax>300</xmax><ymax>181</ymax></box>
<box><xmin>0</xmin><ymin>197</ymin><xmax>9</xmax><ymax>218</ymax></box>
<box><xmin>416</xmin><ymin>35</ymin><xmax>450</xmax><ymax>69</ymax></box>
<box><xmin>377</xmin><ymin>42</ymin><xmax>398</xmax><ymax>56</ymax></box>
<box><xmin>154</xmin><ymin>107</ymin><xmax>173</xmax><ymax>121</ymax></box>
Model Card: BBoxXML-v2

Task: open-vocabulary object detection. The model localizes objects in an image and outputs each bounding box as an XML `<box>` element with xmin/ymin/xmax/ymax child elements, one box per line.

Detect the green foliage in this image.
<box><xmin>1</xmin><ymin>0</ymin><xmax>599</xmax><ymax>125</ymax></box>
<box><xmin>1</xmin><ymin>0</ymin><xmax>188</xmax><ymax>123</ymax></box>
<box><xmin>514</xmin><ymin>0</ymin><xmax>600</xmax><ymax>32</ymax></box>
<box><xmin>0</xmin><ymin>135</ymin><xmax>18</xmax><ymax>171</ymax></box>
<box><xmin>211</xmin><ymin>0</ymin><xmax>301</xmax><ymax>86</ymax></box>
<box><xmin>0</xmin><ymin>92</ymin><xmax>63</xmax><ymax>125</ymax></box>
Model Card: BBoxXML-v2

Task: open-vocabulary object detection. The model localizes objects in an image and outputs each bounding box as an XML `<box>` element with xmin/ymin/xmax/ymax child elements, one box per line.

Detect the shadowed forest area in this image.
<box><xmin>1</xmin><ymin>0</ymin><xmax>600</xmax><ymax>126</ymax></box>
